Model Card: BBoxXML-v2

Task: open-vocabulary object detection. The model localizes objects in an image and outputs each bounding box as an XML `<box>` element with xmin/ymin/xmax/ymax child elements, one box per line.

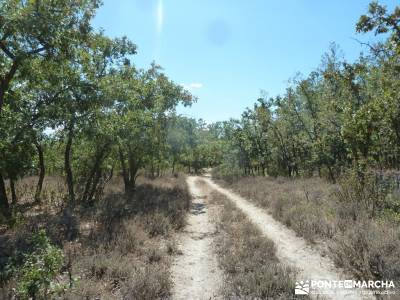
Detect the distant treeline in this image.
<box><xmin>210</xmin><ymin>2</ymin><xmax>400</xmax><ymax>182</ymax></box>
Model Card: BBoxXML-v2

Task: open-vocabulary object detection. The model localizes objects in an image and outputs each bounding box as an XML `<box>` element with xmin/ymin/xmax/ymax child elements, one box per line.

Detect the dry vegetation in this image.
<box><xmin>208</xmin><ymin>187</ymin><xmax>303</xmax><ymax>300</ymax></box>
<box><xmin>0</xmin><ymin>174</ymin><xmax>190</xmax><ymax>299</ymax></box>
<box><xmin>214</xmin><ymin>173</ymin><xmax>400</xmax><ymax>290</ymax></box>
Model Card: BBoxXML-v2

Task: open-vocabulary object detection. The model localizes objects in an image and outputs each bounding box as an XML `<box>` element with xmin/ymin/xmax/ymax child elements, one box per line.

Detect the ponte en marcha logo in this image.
<box><xmin>295</xmin><ymin>280</ymin><xmax>396</xmax><ymax>296</ymax></box>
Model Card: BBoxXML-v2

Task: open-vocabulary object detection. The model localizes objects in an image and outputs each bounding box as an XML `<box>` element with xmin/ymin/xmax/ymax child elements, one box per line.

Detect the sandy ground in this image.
<box><xmin>171</xmin><ymin>176</ymin><xmax>222</xmax><ymax>300</ymax></box>
<box><xmin>201</xmin><ymin>176</ymin><xmax>375</xmax><ymax>300</ymax></box>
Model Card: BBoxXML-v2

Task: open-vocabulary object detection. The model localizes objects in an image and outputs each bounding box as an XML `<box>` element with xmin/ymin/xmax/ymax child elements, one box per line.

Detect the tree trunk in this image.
<box><xmin>150</xmin><ymin>161</ymin><xmax>155</xmax><ymax>179</ymax></box>
<box><xmin>34</xmin><ymin>142</ymin><xmax>45</xmax><ymax>203</ymax></box>
<box><xmin>10</xmin><ymin>177</ymin><xmax>17</xmax><ymax>205</ymax></box>
<box><xmin>0</xmin><ymin>174</ymin><xmax>10</xmax><ymax>218</ymax></box>
<box><xmin>119</xmin><ymin>147</ymin><xmax>131</xmax><ymax>194</ymax></box>
<box><xmin>65</xmin><ymin>119</ymin><xmax>75</xmax><ymax>206</ymax></box>
<box><xmin>172</xmin><ymin>159</ymin><xmax>175</xmax><ymax>174</ymax></box>
<box><xmin>63</xmin><ymin>120</ymin><xmax>78</xmax><ymax>241</ymax></box>
<box><xmin>0</xmin><ymin>60</ymin><xmax>20</xmax><ymax>114</ymax></box>
<box><xmin>82</xmin><ymin>143</ymin><xmax>109</xmax><ymax>203</ymax></box>
<box><xmin>327</xmin><ymin>165</ymin><xmax>336</xmax><ymax>183</ymax></box>
<box><xmin>288</xmin><ymin>165</ymin><xmax>292</xmax><ymax>177</ymax></box>
<box><xmin>127</xmin><ymin>155</ymin><xmax>139</xmax><ymax>194</ymax></box>
<box><xmin>87</xmin><ymin>168</ymin><xmax>102</xmax><ymax>205</ymax></box>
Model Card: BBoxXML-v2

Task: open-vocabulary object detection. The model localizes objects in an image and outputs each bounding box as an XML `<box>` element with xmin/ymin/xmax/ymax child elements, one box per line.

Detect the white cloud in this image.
<box><xmin>190</xmin><ymin>83</ymin><xmax>203</xmax><ymax>89</ymax></box>
<box><xmin>186</xmin><ymin>83</ymin><xmax>203</xmax><ymax>89</ymax></box>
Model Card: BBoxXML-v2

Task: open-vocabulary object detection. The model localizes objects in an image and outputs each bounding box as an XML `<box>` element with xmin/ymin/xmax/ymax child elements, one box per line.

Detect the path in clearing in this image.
<box><xmin>201</xmin><ymin>175</ymin><xmax>374</xmax><ymax>300</ymax></box>
<box><xmin>171</xmin><ymin>176</ymin><xmax>222</xmax><ymax>300</ymax></box>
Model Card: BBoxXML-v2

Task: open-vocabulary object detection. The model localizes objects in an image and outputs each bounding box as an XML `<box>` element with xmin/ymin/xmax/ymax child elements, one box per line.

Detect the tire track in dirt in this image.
<box><xmin>171</xmin><ymin>176</ymin><xmax>222</xmax><ymax>300</ymax></box>
<box><xmin>202</xmin><ymin>176</ymin><xmax>374</xmax><ymax>300</ymax></box>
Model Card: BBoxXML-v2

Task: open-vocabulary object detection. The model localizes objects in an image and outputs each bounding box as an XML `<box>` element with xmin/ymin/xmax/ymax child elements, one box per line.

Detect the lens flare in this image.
<box><xmin>156</xmin><ymin>0</ymin><xmax>163</xmax><ymax>35</ymax></box>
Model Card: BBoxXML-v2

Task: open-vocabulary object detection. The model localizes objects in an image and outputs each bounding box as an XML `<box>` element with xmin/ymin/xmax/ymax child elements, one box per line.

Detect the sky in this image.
<box><xmin>92</xmin><ymin>0</ymin><xmax>398</xmax><ymax>123</ymax></box>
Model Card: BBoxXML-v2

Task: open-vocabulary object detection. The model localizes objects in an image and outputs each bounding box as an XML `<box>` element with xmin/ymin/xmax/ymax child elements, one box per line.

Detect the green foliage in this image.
<box><xmin>0</xmin><ymin>0</ymin><xmax>195</xmax><ymax>213</ymax></box>
<box><xmin>166</xmin><ymin>116</ymin><xmax>225</xmax><ymax>173</ymax></box>
<box><xmin>356</xmin><ymin>1</ymin><xmax>400</xmax><ymax>53</ymax></box>
<box><xmin>12</xmin><ymin>230</ymin><xmax>64</xmax><ymax>299</ymax></box>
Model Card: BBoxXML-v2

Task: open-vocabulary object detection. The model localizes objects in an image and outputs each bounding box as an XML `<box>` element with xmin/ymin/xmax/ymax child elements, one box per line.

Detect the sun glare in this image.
<box><xmin>157</xmin><ymin>0</ymin><xmax>163</xmax><ymax>35</ymax></box>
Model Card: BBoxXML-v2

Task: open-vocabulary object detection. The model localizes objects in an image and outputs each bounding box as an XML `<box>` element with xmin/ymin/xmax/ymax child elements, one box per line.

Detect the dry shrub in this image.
<box><xmin>272</xmin><ymin>195</ymin><xmax>331</xmax><ymax>242</ymax></box>
<box><xmin>67</xmin><ymin>175</ymin><xmax>190</xmax><ymax>299</ymax></box>
<box><xmin>137</xmin><ymin>212</ymin><xmax>172</xmax><ymax>237</ymax></box>
<box><xmin>331</xmin><ymin>219</ymin><xmax>400</xmax><ymax>282</ymax></box>
<box><xmin>219</xmin><ymin>176</ymin><xmax>337</xmax><ymax>242</ymax></box>
<box><xmin>212</xmin><ymin>191</ymin><xmax>301</xmax><ymax>299</ymax></box>
<box><xmin>217</xmin><ymin>174</ymin><xmax>400</xmax><ymax>287</ymax></box>
<box><xmin>12</xmin><ymin>176</ymin><xmax>67</xmax><ymax>212</ymax></box>
<box><xmin>71</xmin><ymin>228</ymin><xmax>172</xmax><ymax>299</ymax></box>
<box><xmin>112</xmin><ymin>220</ymin><xmax>148</xmax><ymax>255</ymax></box>
<box><xmin>1</xmin><ymin>174</ymin><xmax>190</xmax><ymax>299</ymax></box>
<box><xmin>120</xmin><ymin>265</ymin><xmax>171</xmax><ymax>299</ymax></box>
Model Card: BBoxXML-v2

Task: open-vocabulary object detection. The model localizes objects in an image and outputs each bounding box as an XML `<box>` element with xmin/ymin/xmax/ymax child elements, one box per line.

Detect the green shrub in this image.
<box><xmin>14</xmin><ymin>230</ymin><xmax>64</xmax><ymax>299</ymax></box>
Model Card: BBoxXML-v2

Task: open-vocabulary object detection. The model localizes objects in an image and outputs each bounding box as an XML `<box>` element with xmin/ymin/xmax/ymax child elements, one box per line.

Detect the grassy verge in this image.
<box><xmin>208</xmin><ymin>186</ymin><xmax>304</xmax><ymax>299</ymax></box>
<box><xmin>212</xmin><ymin>173</ymin><xmax>400</xmax><ymax>289</ymax></box>
<box><xmin>0</xmin><ymin>174</ymin><xmax>190</xmax><ymax>299</ymax></box>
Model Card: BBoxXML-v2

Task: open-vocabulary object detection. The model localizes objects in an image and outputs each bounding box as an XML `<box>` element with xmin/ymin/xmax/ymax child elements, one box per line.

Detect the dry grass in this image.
<box><xmin>208</xmin><ymin>188</ymin><xmax>303</xmax><ymax>300</ymax></box>
<box><xmin>214</xmin><ymin>176</ymin><xmax>338</xmax><ymax>242</ymax></box>
<box><xmin>215</xmin><ymin>174</ymin><xmax>400</xmax><ymax>288</ymax></box>
<box><xmin>0</xmin><ymin>174</ymin><xmax>190</xmax><ymax>299</ymax></box>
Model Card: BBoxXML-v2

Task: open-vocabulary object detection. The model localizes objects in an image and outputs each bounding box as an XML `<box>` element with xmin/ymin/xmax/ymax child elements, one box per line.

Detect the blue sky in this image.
<box><xmin>92</xmin><ymin>0</ymin><xmax>398</xmax><ymax>122</ymax></box>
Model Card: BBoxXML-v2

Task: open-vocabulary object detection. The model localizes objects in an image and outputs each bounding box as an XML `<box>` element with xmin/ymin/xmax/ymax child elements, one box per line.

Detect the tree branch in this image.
<box><xmin>27</xmin><ymin>46</ymin><xmax>48</xmax><ymax>55</ymax></box>
<box><xmin>0</xmin><ymin>41</ymin><xmax>16</xmax><ymax>60</ymax></box>
<box><xmin>350</xmin><ymin>37</ymin><xmax>387</xmax><ymax>56</ymax></box>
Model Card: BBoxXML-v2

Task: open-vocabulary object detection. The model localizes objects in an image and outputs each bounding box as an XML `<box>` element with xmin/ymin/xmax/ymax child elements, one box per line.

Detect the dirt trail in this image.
<box><xmin>201</xmin><ymin>176</ymin><xmax>374</xmax><ymax>300</ymax></box>
<box><xmin>171</xmin><ymin>177</ymin><xmax>222</xmax><ymax>300</ymax></box>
